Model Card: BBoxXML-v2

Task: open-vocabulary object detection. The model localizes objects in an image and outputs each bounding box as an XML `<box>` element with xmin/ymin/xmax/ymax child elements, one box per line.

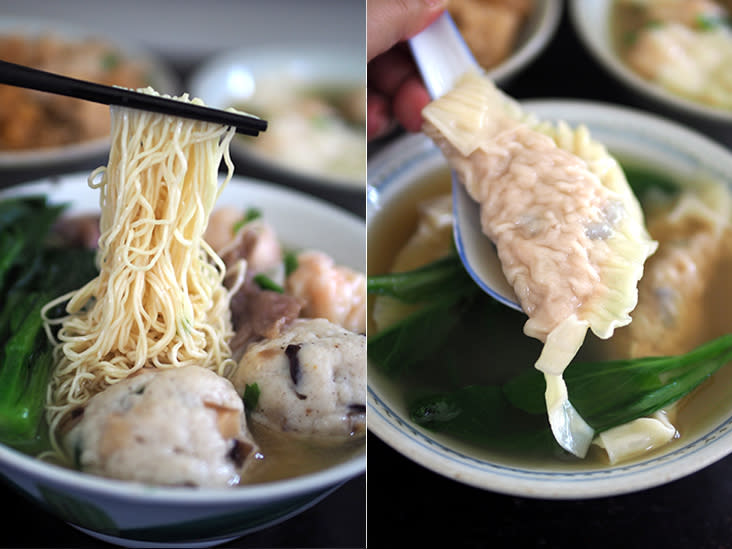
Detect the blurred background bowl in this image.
<box><xmin>569</xmin><ymin>0</ymin><xmax>732</xmax><ymax>139</ymax></box>
<box><xmin>0</xmin><ymin>16</ymin><xmax>179</xmax><ymax>171</ymax></box>
<box><xmin>367</xmin><ymin>99</ymin><xmax>732</xmax><ymax>499</ymax></box>
<box><xmin>481</xmin><ymin>0</ymin><xmax>563</xmax><ymax>85</ymax></box>
<box><xmin>189</xmin><ymin>45</ymin><xmax>365</xmax><ymax>196</ymax></box>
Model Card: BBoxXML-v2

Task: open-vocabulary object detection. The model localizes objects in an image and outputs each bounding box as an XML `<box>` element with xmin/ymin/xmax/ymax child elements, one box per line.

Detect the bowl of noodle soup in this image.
<box><xmin>368</xmin><ymin>99</ymin><xmax>732</xmax><ymax>499</ymax></box>
<box><xmin>0</xmin><ymin>171</ymin><xmax>365</xmax><ymax>547</ymax></box>
<box><xmin>0</xmin><ymin>94</ymin><xmax>365</xmax><ymax>545</ymax></box>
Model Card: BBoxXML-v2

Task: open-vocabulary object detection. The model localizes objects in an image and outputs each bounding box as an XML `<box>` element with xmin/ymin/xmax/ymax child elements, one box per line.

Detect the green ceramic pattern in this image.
<box><xmin>37</xmin><ymin>483</ymin><xmax>119</xmax><ymax>534</ymax></box>
<box><xmin>116</xmin><ymin>488</ymin><xmax>330</xmax><ymax>543</ymax></box>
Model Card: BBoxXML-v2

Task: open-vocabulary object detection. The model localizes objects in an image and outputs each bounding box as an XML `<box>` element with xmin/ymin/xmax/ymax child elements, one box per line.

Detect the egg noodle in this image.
<box><xmin>42</xmin><ymin>88</ymin><xmax>238</xmax><ymax>456</ymax></box>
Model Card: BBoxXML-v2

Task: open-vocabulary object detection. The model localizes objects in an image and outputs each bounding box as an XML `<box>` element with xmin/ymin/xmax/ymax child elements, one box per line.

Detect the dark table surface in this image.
<box><xmin>367</xmin><ymin>3</ymin><xmax>732</xmax><ymax>549</ymax></box>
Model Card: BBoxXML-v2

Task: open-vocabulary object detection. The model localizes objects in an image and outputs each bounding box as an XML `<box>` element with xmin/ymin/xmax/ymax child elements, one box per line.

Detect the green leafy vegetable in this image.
<box><xmin>410</xmin><ymin>385</ymin><xmax>562</xmax><ymax>455</ymax></box>
<box><xmin>284</xmin><ymin>251</ymin><xmax>299</xmax><ymax>277</ymax></box>
<box><xmin>232</xmin><ymin>207</ymin><xmax>262</xmax><ymax>234</ymax></box>
<box><xmin>0</xmin><ymin>196</ymin><xmax>97</xmax><ymax>449</ymax></box>
<box><xmin>623</xmin><ymin>164</ymin><xmax>680</xmax><ymax>199</ymax></box>
<box><xmin>695</xmin><ymin>13</ymin><xmax>728</xmax><ymax>31</ymax></box>
<box><xmin>253</xmin><ymin>273</ymin><xmax>284</xmax><ymax>293</ymax></box>
<box><xmin>367</xmin><ymin>254</ymin><xmax>486</xmax><ymax>376</ymax></box>
<box><xmin>242</xmin><ymin>383</ymin><xmax>260</xmax><ymax>412</ymax></box>
<box><xmin>0</xmin><ymin>292</ymin><xmax>54</xmax><ymax>444</ymax></box>
<box><xmin>411</xmin><ymin>334</ymin><xmax>732</xmax><ymax>450</ymax></box>
<box><xmin>367</xmin><ymin>254</ymin><xmax>472</xmax><ymax>303</ymax></box>
<box><xmin>505</xmin><ymin>334</ymin><xmax>732</xmax><ymax>432</ymax></box>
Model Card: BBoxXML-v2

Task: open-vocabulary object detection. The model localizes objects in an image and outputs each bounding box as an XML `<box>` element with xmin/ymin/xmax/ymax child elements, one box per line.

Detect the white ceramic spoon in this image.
<box><xmin>409</xmin><ymin>12</ymin><xmax>522</xmax><ymax>311</ymax></box>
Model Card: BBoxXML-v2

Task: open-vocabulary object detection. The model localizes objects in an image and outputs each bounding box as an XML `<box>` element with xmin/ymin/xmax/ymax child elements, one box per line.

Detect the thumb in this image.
<box><xmin>367</xmin><ymin>0</ymin><xmax>449</xmax><ymax>61</ymax></box>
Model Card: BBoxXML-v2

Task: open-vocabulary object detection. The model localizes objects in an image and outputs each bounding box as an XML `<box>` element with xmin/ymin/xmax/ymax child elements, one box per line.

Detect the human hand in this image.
<box><xmin>367</xmin><ymin>0</ymin><xmax>448</xmax><ymax>141</ymax></box>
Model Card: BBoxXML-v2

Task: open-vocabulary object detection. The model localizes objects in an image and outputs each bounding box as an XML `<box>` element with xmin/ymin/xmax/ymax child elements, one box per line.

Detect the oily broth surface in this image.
<box><xmin>242</xmin><ymin>421</ymin><xmax>364</xmax><ymax>484</ymax></box>
<box><xmin>368</xmin><ymin>164</ymin><xmax>732</xmax><ymax>469</ymax></box>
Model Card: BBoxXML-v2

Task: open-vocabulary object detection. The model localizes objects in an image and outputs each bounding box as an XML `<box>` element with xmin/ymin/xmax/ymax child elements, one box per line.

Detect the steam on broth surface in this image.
<box><xmin>368</xmin><ymin>162</ymin><xmax>732</xmax><ymax>468</ymax></box>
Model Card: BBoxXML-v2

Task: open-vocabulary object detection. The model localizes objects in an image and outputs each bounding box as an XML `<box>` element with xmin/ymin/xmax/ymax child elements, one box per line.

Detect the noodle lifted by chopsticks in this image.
<box><xmin>43</xmin><ymin>89</ymin><xmax>237</xmax><ymax>453</ymax></box>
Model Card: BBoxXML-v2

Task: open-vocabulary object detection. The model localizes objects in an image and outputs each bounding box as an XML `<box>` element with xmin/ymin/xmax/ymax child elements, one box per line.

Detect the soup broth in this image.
<box><xmin>368</xmin><ymin>163</ymin><xmax>732</xmax><ymax>468</ymax></box>
<box><xmin>243</xmin><ymin>422</ymin><xmax>364</xmax><ymax>484</ymax></box>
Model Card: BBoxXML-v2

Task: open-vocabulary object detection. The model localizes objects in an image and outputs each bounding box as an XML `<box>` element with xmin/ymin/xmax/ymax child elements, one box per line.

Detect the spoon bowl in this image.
<box><xmin>409</xmin><ymin>13</ymin><xmax>522</xmax><ymax>311</ymax></box>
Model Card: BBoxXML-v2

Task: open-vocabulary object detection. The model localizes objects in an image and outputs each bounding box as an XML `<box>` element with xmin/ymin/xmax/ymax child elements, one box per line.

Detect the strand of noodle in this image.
<box><xmin>43</xmin><ymin>90</ymin><xmax>238</xmax><ymax>458</ymax></box>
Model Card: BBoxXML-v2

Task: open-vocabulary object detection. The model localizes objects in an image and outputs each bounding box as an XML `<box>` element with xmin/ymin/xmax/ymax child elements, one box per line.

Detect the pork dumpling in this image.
<box><xmin>610</xmin><ymin>179</ymin><xmax>732</xmax><ymax>359</ymax></box>
<box><xmin>422</xmin><ymin>71</ymin><xmax>658</xmax><ymax>456</ymax></box>
<box><xmin>593</xmin><ymin>179</ymin><xmax>732</xmax><ymax>464</ymax></box>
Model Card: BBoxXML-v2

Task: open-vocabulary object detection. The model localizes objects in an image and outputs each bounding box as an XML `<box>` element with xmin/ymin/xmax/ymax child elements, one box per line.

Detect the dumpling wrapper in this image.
<box><xmin>593</xmin><ymin>179</ymin><xmax>732</xmax><ymax>463</ymax></box>
<box><xmin>422</xmin><ymin>72</ymin><xmax>658</xmax><ymax>457</ymax></box>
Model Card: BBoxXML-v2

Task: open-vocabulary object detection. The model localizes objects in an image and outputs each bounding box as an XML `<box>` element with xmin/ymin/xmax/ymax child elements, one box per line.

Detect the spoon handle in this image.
<box><xmin>408</xmin><ymin>12</ymin><xmax>522</xmax><ymax>311</ymax></box>
<box><xmin>408</xmin><ymin>12</ymin><xmax>478</xmax><ymax>99</ymax></box>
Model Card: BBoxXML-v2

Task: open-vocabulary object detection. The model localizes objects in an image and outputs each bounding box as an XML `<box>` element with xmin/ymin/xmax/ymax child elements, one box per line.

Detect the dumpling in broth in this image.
<box><xmin>595</xmin><ymin>179</ymin><xmax>732</xmax><ymax>464</ymax></box>
<box><xmin>421</xmin><ymin>72</ymin><xmax>658</xmax><ymax>457</ymax></box>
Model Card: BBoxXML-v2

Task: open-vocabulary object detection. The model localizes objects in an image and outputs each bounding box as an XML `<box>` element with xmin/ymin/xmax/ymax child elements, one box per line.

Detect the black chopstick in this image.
<box><xmin>0</xmin><ymin>59</ymin><xmax>267</xmax><ymax>136</ymax></box>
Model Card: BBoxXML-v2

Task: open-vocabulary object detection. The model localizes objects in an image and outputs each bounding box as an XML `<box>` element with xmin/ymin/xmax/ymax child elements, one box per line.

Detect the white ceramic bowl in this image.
<box><xmin>188</xmin><ymin>45</ymin><xmax>365</xmax><ymax>193</ymax></box>
<box><xmin>367</xmin><ymin>100</ymin><xmax>732</xmax><ymax>499</ymax></box>
<box><xmin>483</xmin><ymin>0</ymin><xmax>563</xmax><ymax>85</ymax></box>
<box><xmin>0</xmin><ymin>173</ymin><xmax>365</xmax><ymax>548</ymax></box>
<box><xmin>0</xmin><ymin>16</ymin><xmax>179</xmax><ymax>170</ymax></box>
<box><xmin>569</xmin><ymin>0</ymin><xmax>732</xmax><ymax>125</ymax></box>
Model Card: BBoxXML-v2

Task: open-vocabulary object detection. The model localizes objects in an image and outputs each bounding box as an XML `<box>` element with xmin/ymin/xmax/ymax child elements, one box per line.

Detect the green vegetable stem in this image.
<box><xmin>0</xmin><ymin>196</ymin><xmax>97</xmax><ymax>450</ymax></box>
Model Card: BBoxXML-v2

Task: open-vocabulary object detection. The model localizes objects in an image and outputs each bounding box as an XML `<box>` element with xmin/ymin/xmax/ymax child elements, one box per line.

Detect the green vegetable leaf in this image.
<box><xmin>253</xmin><ymin>273</ymin><xmax>284</xmax><ymax>293</ymax></box>
<box><xmin>368</xmin><ymin>254</ymin><xmax>499</xmax><ymax>376</ymax></box>
<box><xmin>242</xmin><ymin>383</ymin><xmax>260</xmax><ymax>412</ymax></box>
<box><xmin>0</xmin><ymin>292</ymin><xmax>54</xmax><ymax>443</ymax></box>
<box><xmin>504</xmin><ymin>334</ymin><xmax>732</xmax><ymax>433</ymax></box>
<box><xmin>410</xmin><ymin>385</ymin><xmax>561</xmax><ymax>454</ymax></box>
<box><xmin>695</xmin><ymin>14</ymin><xmax>728</xmax><ymax>31</ymax></box>
<box><xmin>232</xmin><ymin>207</ymin><xmax>262</xmax><ymax>234</ymax></box>
<box><xmin>284</xmin><ymin>251</ymin><xmax>299</xmax><ymax>277</ymax></box>
<box><xmin>623</xmin><ymin>164</ymin><xmax>680</xmax><ymax>200</ymax></box>
<box><xmin>367</xmin><ymin>254</ymin><xmax>472</xmax><ymax>303</ymax></box>
<box><xmin>0</xmin><ymin>196</ymin><xmax>97</xmax><ymax>447</ymax></box>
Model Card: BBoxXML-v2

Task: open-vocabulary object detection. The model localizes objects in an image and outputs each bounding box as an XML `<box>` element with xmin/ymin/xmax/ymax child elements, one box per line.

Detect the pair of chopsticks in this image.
<box><xmin>0</xmin><ymin>59</ymin><xmax>268</xmax><ymax>136</ymax></box>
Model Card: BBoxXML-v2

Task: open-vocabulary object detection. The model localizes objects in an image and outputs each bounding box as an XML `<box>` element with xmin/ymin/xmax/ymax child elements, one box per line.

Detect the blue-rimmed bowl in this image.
<box><xmin>367</xmin><ymin>100</ymin><xmax>732</xmax><ymax>499</ymax></box>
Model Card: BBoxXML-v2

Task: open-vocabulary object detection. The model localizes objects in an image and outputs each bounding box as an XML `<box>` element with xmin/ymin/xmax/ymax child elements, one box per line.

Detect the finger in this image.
<box><xmin>367</xmin><ymin>0</ymin><xmax>448</xmax><ymax>61</ymax></box>
<box><xmin>393</xmin><ymin>75</ymin><xmax>432</xmax><ymax>133</ymax></box>
<box><xmin>368</xmin><ymin>45</ymin><xmax>418</xmax><ymax>96</ymax></box>
<box><xmin>367</xmin><ymin>89</ymin><xmax>393</xmax><ymax>141</ymax></box>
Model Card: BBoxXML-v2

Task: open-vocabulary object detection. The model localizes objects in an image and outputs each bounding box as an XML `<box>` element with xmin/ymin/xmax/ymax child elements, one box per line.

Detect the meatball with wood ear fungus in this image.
<box><xmin>230</xmin><ymin>318</ymin><xmax>366</xmax><ymax>440</ymax></box>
